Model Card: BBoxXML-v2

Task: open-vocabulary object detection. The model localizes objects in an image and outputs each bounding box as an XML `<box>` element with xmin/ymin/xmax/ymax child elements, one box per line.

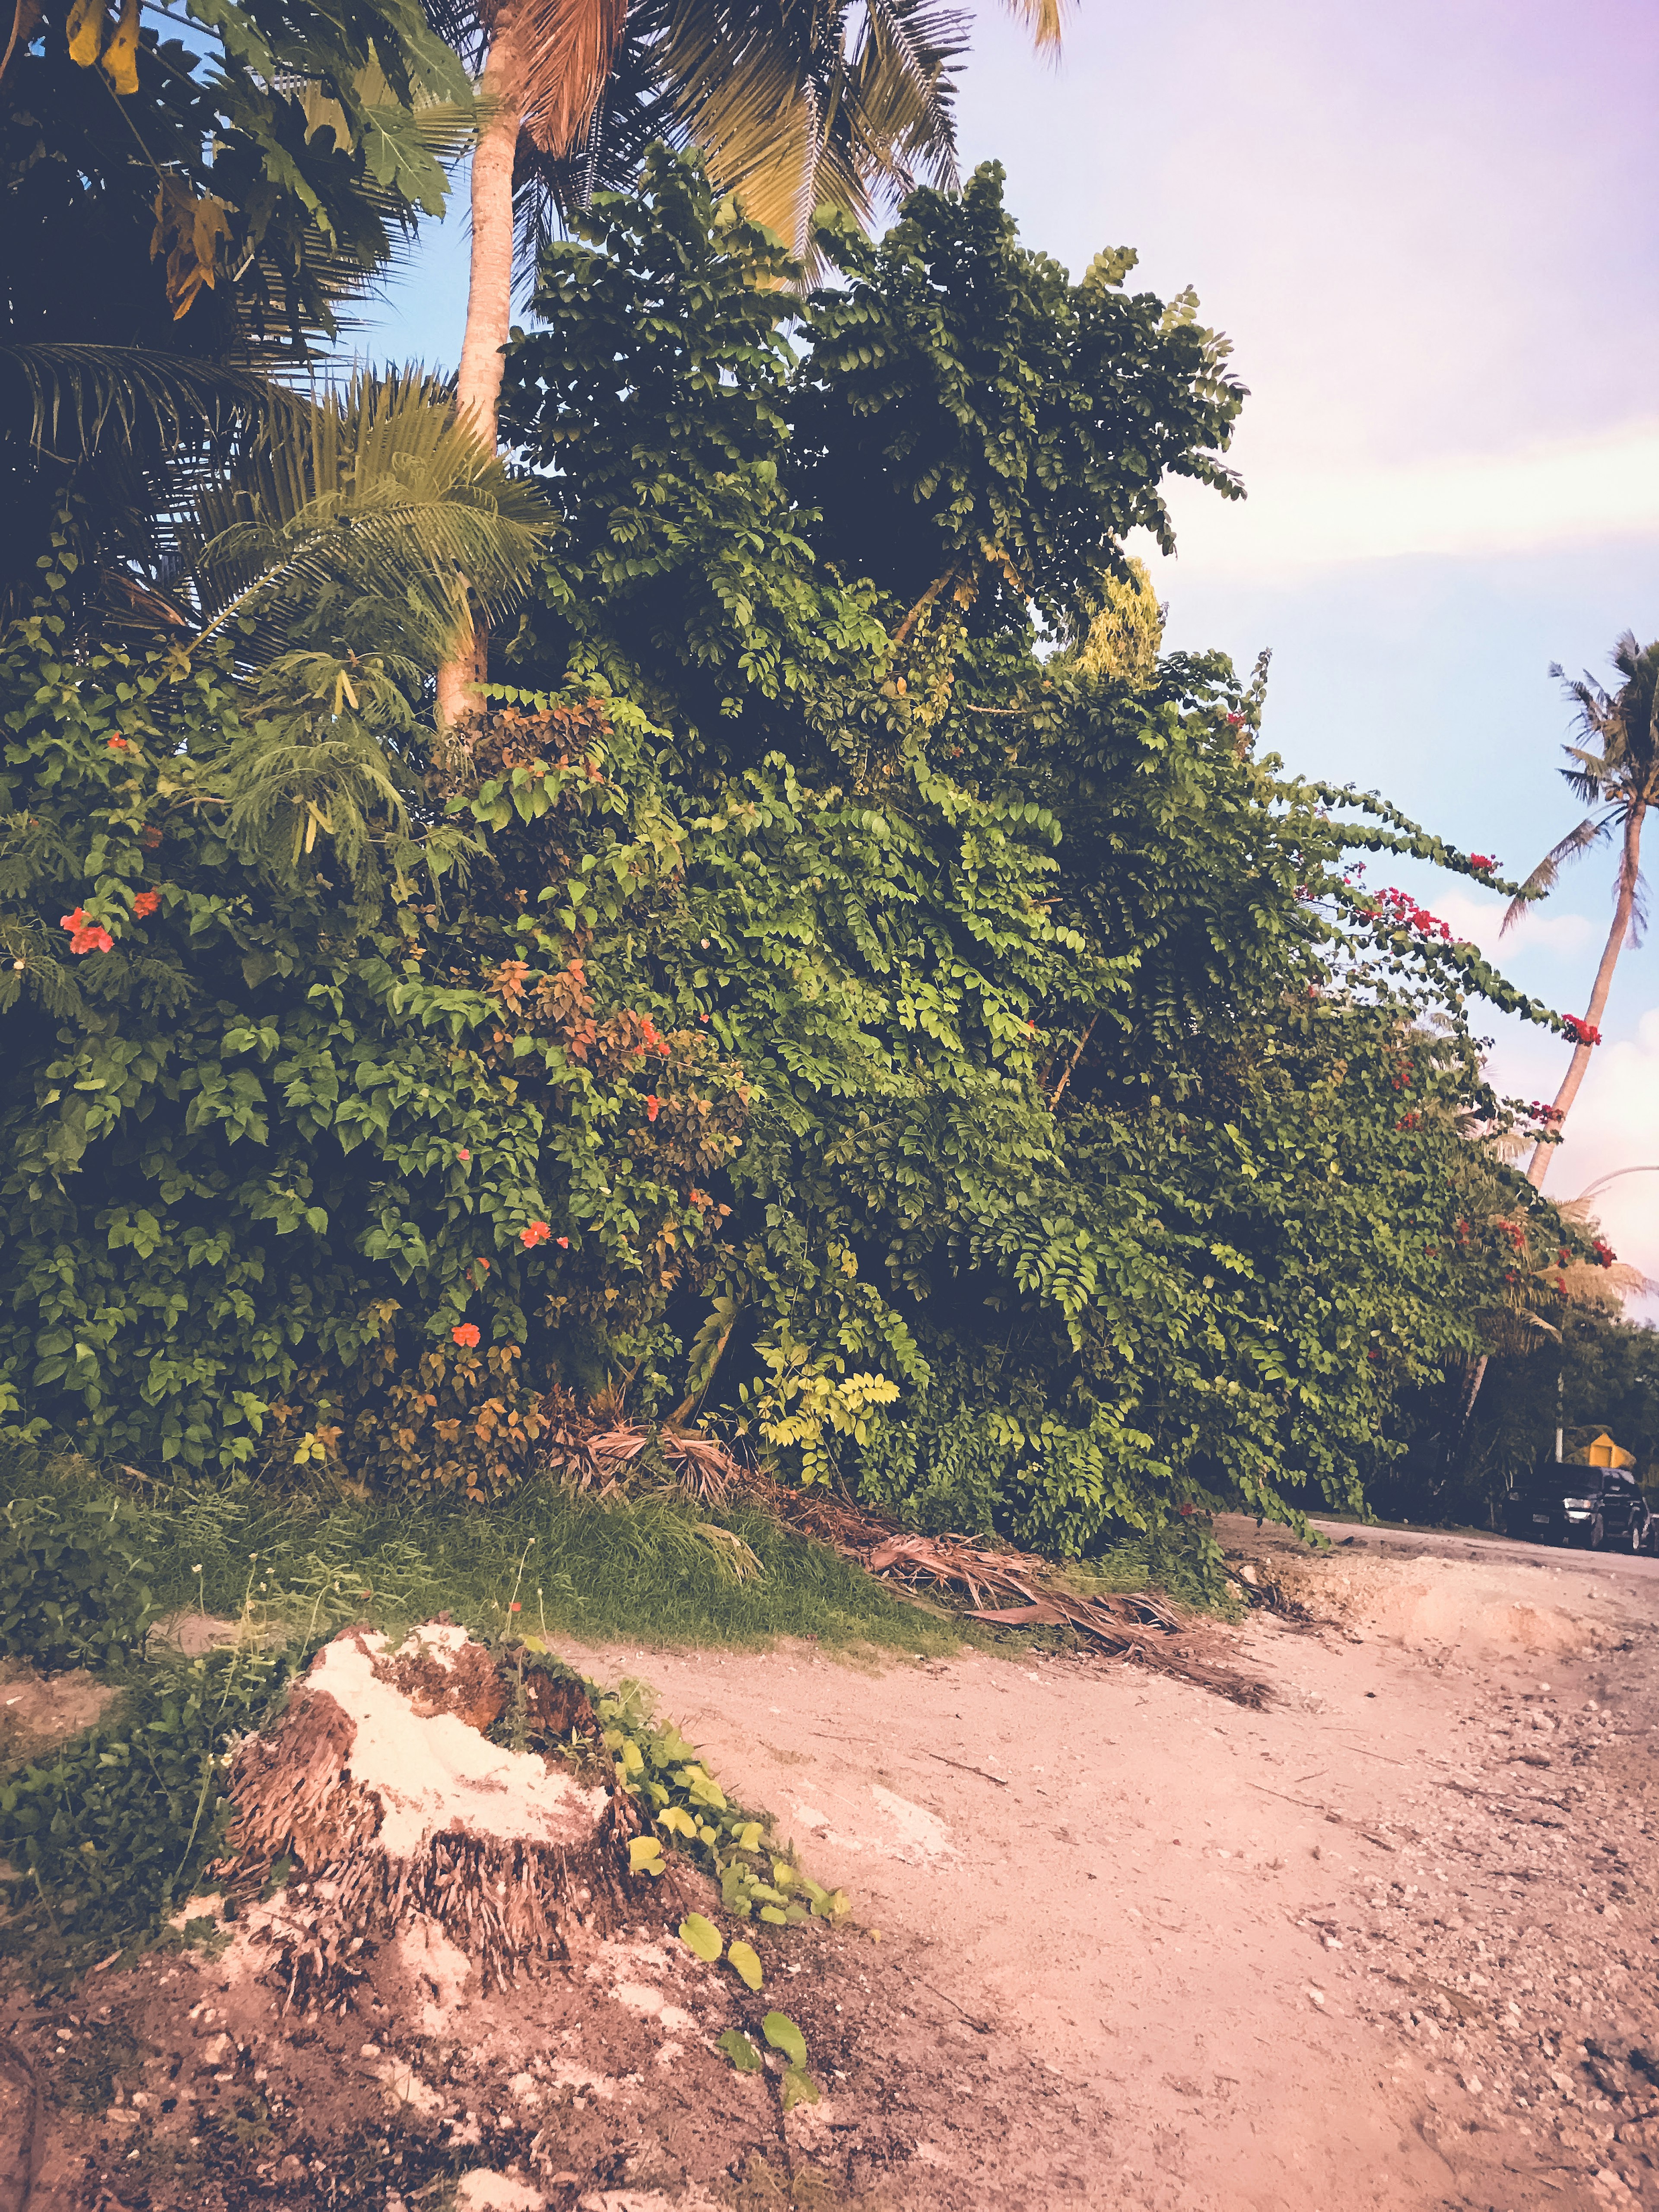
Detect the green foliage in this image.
<box><xmin>792</xmin><ymin>165</ymin><xmax>1245</xmax><ymax>641</ymax></box>
<box><xmin>1</xmin><ymin>145</ymin><xmax>1582</xmax><ymax>1559</ymax></box>
<box><xmin>2</xmin><ymin>0</ymin><xmax>470</xmax><ymax>620</ymax></box>
<box><xmin>0</xmin><ymin>1640</ymin><xmax>296</xmax><ymax>1951</ymax></box>
<box><xmin>0</xmin><ymin>1485</ymin><xmax>159</xmax><ymax>1669</ymax></box>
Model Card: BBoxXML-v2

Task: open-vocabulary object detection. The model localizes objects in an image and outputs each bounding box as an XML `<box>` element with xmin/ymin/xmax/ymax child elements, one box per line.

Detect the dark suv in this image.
<box><xmin>1510</xmin><ymin>1468</ymin><xmax>1654</xmax><ymax>1552</ymax></box>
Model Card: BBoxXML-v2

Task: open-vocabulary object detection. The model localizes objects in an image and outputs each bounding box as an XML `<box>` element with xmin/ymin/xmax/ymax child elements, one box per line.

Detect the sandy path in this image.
<box><xmin>559</xmin><ymin>1514</ymin><xmax>1659</xmax><ymax>2211</ymax></box>
<box><xmin>7</xmin><ymin>1519</ymin><xmax>1655</xmax><ymax>2212</ymax></box>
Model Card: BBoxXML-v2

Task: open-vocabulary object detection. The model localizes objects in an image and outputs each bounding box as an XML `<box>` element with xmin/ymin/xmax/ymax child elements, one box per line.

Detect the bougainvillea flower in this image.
<box><xmin>132</xmin><ymin>890</ymin><xmax>161</xmax><ymax>918</ymax></box>
<box><xmin>475</xmin><ymin>1256</ymin><xmax>490</xmax><ymax>1271</ymax></box>
<box><xmin>451</xmin><ymin>1323</ymin><xmax>481</xmax><ymax>1348</ymax></box>
<box><xmin>1468</xmin><ymin>854</ymin><xmax>1497</xmax><ymax>871</ymax></box>
<box><xmin>139</xmin><ymin>824</ymin><xmax>162</xmax><ymax>850</ymax></box>
<box><xmin>457</xmin><ymin>1148</ymin><xmax>471</xmax><ymax>1162</ymax></box>
<box><xmin>1562</xmin><ymin>1015</ymin><xmax>1602</xmax><ymax>1046</ymax></box>
<box><xmin>645</xmin><ymin>1095</ymin><xmax>660</xmax><ymax>1121</ymax></box>
<box><xmin>520</xmin><ymin>1220</ymin><xmax>551</xmax><ymax>1247</ymax></box>
<box><xmin>556</xmin><ymin>1236</ymin><xmax>569</xmax><ymax>1249</ymax></box>
<box><xmin>106</xmin><ymin>735</ymin><xmax>130</xmax><ymax>752</ymax></box>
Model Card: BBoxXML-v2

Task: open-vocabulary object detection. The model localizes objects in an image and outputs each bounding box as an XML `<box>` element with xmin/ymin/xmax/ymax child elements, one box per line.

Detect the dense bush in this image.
<box><xmin>0</xmin><ymin>1484</ymin><xmax>157</xmax><ymax>1670</ymax></box>
<box><xmin>0</xmin><ymin>151</ymin><xmax>1584</xmax><ymax>1551</ymax></box>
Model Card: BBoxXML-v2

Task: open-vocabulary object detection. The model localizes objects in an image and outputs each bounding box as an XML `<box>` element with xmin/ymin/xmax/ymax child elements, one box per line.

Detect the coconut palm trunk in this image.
<box><xmin>438</xmin><ymin>13</ymin><xmax>531</xmax><ymax>729</ymax></box>
<box><xmin>1526</xmin><ymin>801</ymin><xmax>1645</xmax><ymax>1189</ymax></box>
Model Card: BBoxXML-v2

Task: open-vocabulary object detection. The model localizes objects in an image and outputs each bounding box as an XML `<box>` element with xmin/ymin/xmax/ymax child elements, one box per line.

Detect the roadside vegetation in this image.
<box><xmin>2</xmin><ymin>0</ymin><xmax>1650</xmax><ymax>2005</ymax></box>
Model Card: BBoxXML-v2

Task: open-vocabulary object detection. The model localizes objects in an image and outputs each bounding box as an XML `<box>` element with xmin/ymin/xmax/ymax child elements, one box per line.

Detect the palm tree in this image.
<box><xmin>434</xmin><ymin>0</ymin><xmax>1067</xmax><ymax>726</ymax></box>
<box><xmin>1504</xmin><ymin>632</ymin><xmax>1659</xmax><ymax>1190</ymax></box>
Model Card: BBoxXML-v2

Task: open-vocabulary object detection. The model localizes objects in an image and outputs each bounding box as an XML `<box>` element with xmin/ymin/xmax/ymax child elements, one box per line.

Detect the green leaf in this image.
<box><xmin>780</xmin><ymin>2065</ymin><xmax>820</xmax><ymax>2112</ymax></box>
<box><xmin>679</xmin><ymin>1912</ymin><xmax>722</xmax><ymax>1963</ymax></box>
<box><xmin>728</xmin><ymin>1939</ymin><xmax>763</xmax><ymax>1990</ymax></box>
<box><xmin>628</xmin><ymin>1836</ymin><xmax>666</xmax><ymax>1877</ymax></box>
<box><xmin>717</xmin><ymin>2028</ymin><xmax>763</xmax><ymax>2073</ymax></box>
<box><xmin>761</xmin><ymin>2010</ymin><xmax>806</xmax><ymax>2067</ymax></box>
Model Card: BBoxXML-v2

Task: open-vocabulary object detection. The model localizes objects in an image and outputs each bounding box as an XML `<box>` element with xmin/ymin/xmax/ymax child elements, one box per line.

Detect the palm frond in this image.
<box><xmin>177</xmin><ymin>368</ymin><xmax>556</xmax><ymax>672</ymax></box>
<box><xmin>997</xmin><ymin>0</ymin><xmax>1068</xmax><ymax>51</ymax></box>
<box><xmin>0</xmin><ymin>345</ymin><xmax>300</xmax><ymax>464</ymax></box>
<box><xmin>660</xmin><ymin>0</ymin><xmax>967</xmax><ymax>259</ymax></box>
<box><xmin>1501</xmin><ymin>814</ymin><xmax>1611</xmax><ymax>934</ymax></box>
<box><xmin>512</xmin><ymin>0</ymin><xmax>631</xmax><ymax>155</ymax></box>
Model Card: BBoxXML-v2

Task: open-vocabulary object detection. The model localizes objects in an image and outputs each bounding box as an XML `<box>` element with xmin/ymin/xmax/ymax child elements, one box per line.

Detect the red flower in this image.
<box><xmin>451</xmin><ymin>1323</ymin><xmax>481</xmax><ymax>1348</ymax></box>
<box><xmin>1562</xmin><ymin>1015</ymin><xmax>1602</xmax><ymax>1047</ymax></box>
<box><xmin>59</xmin><ymin>908</ymin><xmax>114</xmax><ymax>955</ymax></box>
<box><xmin>510</xmin><ymin>1602</ymin><xmax>522</xmax><ymax>1613</ymax></box>
<box><xmin>132</xmin><ymin>890</ymin><xmax>161</xmax><ymax>918</ymax></box>
<box><xmin>139</xmin><ymin>825</ymin><xmax>162</xmax><ymax>850</ymax></box>
<box><xmin>475</xmin><ymin>1256</ymin><xmax>490</xmax><ymax>1271</ymax></box>
<box><xmin>645</xmin><ymin>1095</ymin><xmax>660</xmax><ymax>1121</ymax></box>
<box><xmin>1468</xmin><ymin>854</ymin><xmax>1497</xmax><ymax>872</ymax></box>
<box><xmin>556</xmin><ymin>1236</ymin><xmax>569</xmax><ymax>1248</ymax></box>
<box><xmin>520</xmin><ymin>1220</ymin><xmax>551</xmax><ymax>1248</ymax></box>
<box><xmin>457</xmin><ymin>1148</ymin><xmax>471</xmax><ymax>1162</ymax></box>
<box><xmin>106</xmin><ymin>735</ymin><xmax>130</xmax><ymax>752</ymax></box>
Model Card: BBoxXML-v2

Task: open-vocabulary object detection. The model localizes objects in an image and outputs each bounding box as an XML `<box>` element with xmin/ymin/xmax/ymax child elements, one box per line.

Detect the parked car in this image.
<box><xmin>1509</xmin><ymin>1467</ymin><xmax>1654</xmax><ymax>1551</ymax></box>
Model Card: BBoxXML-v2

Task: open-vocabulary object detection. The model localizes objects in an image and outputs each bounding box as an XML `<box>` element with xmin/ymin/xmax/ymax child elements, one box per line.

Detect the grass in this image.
<box><xmin>1</xmin><ymin>1445</ymin><xmax>967</xmax><ymax>1661</ymax></box>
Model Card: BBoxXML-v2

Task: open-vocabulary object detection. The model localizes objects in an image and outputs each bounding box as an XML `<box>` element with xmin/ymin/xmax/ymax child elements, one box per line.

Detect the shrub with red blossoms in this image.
<box><xmin>1374</xmin><ymin>887</ymin><xmax>1451</xmax><ymax>942</ymax></box>
<box><xmin>519</xmin><ymin>1220</ymin><xmax>552</xmax><ymax>1247</ymax></box>
<box><xmin>1467</xmin><ymin>854</ymin><xmax>1497</xmax><ymax>873</ymax></box>
<box><xmin>451</xmin><ymin>1323</ymin><xmax>481</xmax><ymax>1348</ymax></box>
<box><xmin>1561</xmin><ymin>1015</ymin><xmax>1602</xmax><ymax>1047</ymax></box>
<box><xmin>132</xmin><ymin>890</ymin><xmax>161</xmax><ymax>918</ymax></box>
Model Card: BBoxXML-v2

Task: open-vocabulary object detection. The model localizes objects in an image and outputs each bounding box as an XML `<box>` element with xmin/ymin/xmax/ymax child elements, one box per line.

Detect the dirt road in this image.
<box><xmin>5</xmin><ymin>1516</ymin><xmax>1656</xmax><ymax>2212</ymax></box>
<box><xmin>550</xmin><ymin>1513</ymin><xmax>1659</xmax><ymax>2211</ymax></box>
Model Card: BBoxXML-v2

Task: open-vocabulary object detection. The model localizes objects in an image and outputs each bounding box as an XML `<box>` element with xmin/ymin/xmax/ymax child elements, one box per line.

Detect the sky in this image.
<box><xmin>354</xmin><ymin>0</ymin><xmax>1659</xmax><ymax>1313</ymax></box>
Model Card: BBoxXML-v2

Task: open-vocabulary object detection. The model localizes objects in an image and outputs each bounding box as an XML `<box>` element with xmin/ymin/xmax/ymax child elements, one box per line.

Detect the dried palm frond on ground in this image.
<box><xmin>215</xmin><ymin>1622</ymin><xmax>652</xmax><ymax>2009</ymax></box>
<box><xmin>536</xmin><ymin>1383</ymin><xmax>744</xmax><ymax>1505</ymax></box>
<box><xmin>734</xmin><ymin>1477</ymin><xmax>1270</xmax><ymax>1706</ymax></box>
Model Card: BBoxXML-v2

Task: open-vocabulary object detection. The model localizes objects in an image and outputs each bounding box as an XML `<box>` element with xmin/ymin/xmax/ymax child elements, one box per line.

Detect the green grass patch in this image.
<box><xmin>2</xmin><ymin>1445</ymin><xmax>963</xmax><ymax>1663</ymax></box>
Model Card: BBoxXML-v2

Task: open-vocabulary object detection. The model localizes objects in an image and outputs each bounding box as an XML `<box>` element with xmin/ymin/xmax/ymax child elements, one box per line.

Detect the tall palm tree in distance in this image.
<box><xmin>434</xmin><ymin>0</ymin><xmax>1069</xmax><ymax>725</ymax></box>
<box><xmin>1506</xmin><ymin>632</ymin><xmax>1659</xmax><ymax>1189</ymax></box>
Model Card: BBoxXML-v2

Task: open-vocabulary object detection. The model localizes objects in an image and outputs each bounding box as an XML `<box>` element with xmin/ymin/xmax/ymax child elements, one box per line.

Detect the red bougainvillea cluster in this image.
<box><xmin>1373</xmin><ymin>887</ymin><xmax>1452</xmax><ymax>941</ymax></box>
<box><xmin>1467</xmin><ymin>854</ymin><xmax>1498</xmax><ymax>873</ymax></box>
<box><xmin>1526</xmin><ymin>1100</ymin><xmax>1564</xmax><ymax>1124</ymax></box>
<box><xmin>1591</xmin><ymin>1238</ymin><xmax>1617</xmax><ymax>1268</ymax></box>
<box><xmin>1561</xmin><ymin>1015</ymin><xmax>1602</xmax><ymax>1047</ymax></box>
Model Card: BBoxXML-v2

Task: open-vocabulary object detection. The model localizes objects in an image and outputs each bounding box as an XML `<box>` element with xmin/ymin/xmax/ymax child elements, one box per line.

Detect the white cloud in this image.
<box><xmin>1429</xmin><ymin>887</ymin><xmax>1596</xmax><ymax>968</ymax></box>
<box><xmin>1147</xmin><ymin>420</ymin><xmax>1659</xmax><ymax>580</ymax></box>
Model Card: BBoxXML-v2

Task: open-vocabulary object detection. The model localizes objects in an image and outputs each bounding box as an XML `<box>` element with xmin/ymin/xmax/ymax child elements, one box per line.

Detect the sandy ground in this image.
<box><xmin>3</xmin><ymin>1517</ymin><xmax>1656</xmax><ymax>2212</ymax></box>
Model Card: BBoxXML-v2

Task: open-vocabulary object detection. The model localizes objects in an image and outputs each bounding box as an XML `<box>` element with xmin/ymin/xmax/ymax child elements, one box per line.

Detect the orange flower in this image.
<box><xmin>457</xmin><ymin>1148</ymin><xmax>471</xmax><ymax>1162</ymax></box>
<box><xmin>106</xmin><ymin>735</ymin><xmax>130</xmax><ymax>752</ymax></box>
<box><xmin>59</xmin><ymin>908</ymin><xmax>114</xmax><ymax>954</ymax></box>
<box><xmin>132</xmin><ymin>890</ymin><xmax>161</xmax><ymax>918</ymax></box>
<box><xmin>556</xmin><ymin>1236</ymin><xmax>569</xmax><ymax>1248</ymax></box>
<box><xmin>520</xmin><ymin>1220</ymin><xmax>552</xmax><ymax>1248</ymax></box>
<box><xmin>451</xmin><ymin>1323</ymin><xmax>481</xmax><ymax>1348</ymax></box>
<box><xmin>645</xmin><ymin>1095</ymin><xmax>660</xmax><ymax>1122</ymax></box>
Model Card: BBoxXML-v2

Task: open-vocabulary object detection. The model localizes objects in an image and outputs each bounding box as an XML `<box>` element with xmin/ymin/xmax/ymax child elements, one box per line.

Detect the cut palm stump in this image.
<box><xmin>216</xmin><ymin>1622</ymin><xmax>651</xmax><ymax>2009</ymax></box>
